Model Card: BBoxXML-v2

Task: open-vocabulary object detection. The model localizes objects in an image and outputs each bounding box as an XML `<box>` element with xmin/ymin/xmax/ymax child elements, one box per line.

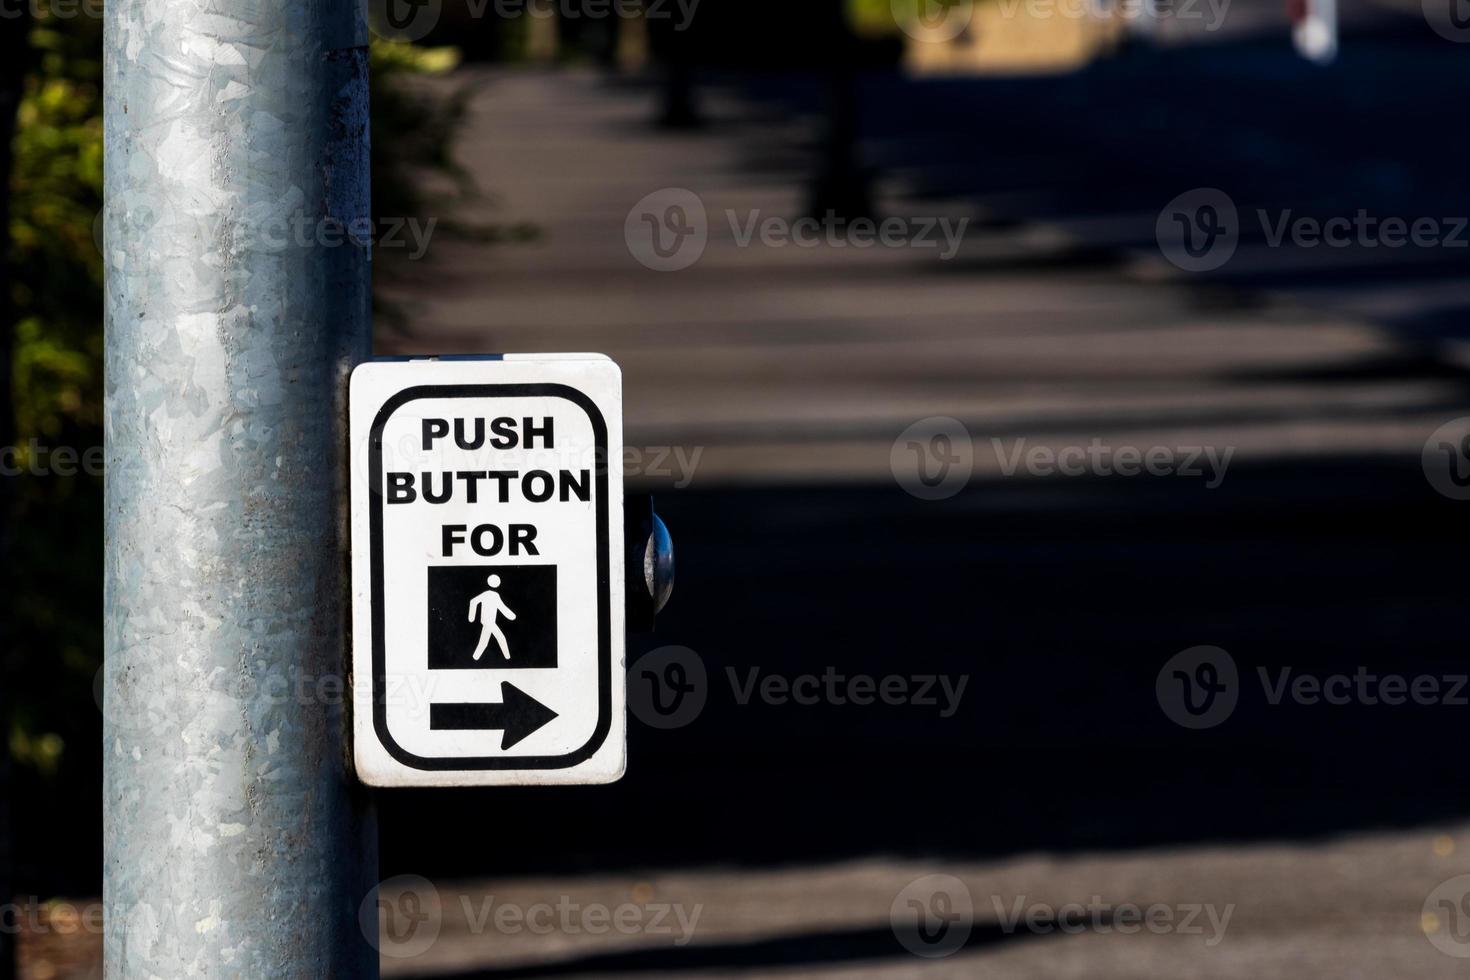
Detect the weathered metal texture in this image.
<box><xmin>103</xmin><ymin>1</ymin><xmax>377</xmax><ymax>975</ymax></box>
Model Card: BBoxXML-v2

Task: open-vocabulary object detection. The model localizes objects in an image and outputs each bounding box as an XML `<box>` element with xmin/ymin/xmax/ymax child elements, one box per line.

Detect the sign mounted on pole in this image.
<box><xmin>351</xmin><ymin>355</ymin><xmax>626</xmax><ymax>786</ymax></box>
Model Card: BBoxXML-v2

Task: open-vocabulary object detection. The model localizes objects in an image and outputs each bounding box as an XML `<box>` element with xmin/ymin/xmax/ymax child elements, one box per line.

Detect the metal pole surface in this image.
<box><xmin>103</xmin><ymin>1</ymin><xmax>377</xmax><ymax>974</ymax></box>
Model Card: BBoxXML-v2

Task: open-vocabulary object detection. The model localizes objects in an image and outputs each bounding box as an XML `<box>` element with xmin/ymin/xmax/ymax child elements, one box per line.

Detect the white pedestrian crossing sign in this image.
<box><xmin>350</xmin><ymin>355</ymin><xmax>626</xmax><ymax>786</ymax></box>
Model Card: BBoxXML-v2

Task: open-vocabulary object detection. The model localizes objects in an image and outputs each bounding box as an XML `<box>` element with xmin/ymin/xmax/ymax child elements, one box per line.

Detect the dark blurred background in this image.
<box><xmin>5</xmin><ymin>0</ymin><xmax>1470</xmax><ymax>976</ymax></box>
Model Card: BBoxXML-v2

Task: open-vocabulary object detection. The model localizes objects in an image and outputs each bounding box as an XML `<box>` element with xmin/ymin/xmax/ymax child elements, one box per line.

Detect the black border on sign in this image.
<box><xmin>369</xmin><ymin>384</ymin><xmax>612</xmax><ymax>770</ymax></box>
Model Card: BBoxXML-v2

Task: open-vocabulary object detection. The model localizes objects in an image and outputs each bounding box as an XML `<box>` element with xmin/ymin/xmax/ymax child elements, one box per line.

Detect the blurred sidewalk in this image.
<box><xmin>379</xmin><ymin>67</ymin><xmax>1465</xmax><ymax>489</ymax></box>
<box><xmin>386</xmin><ymin>822</ymin><xmax>1470</xmax><ymax>978</ymax></box>
<box><xmin>371</xmin><ymin>65</ymin><xmax>1470</xmax><ymax>980</ymax></box>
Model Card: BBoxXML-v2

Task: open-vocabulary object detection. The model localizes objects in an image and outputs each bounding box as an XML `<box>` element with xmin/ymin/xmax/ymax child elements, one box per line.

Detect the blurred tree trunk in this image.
<box><xmin>0</xmin><ymin>10</ymin><xmax>28</xmax><ymax>980</ymax></box>
<box><xmin>809</xmin><ymin>0</ymin><xmax>872</xmax><ymax>221</ymax></box>
<box><xmin>646</xmin><ymin>1</ymin><xmax>700</xmax><ymax>128</ymax></box>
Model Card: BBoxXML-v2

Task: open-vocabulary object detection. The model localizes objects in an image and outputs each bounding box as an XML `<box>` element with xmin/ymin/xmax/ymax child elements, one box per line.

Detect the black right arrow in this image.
<box><xmin>429</xmin><ymin>683</ymin><xmax>558</xmax><ymax>750</ymax></box>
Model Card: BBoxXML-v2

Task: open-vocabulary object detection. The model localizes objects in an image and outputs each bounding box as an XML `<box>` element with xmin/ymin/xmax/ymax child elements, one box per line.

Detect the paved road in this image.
<box><xmin>383</xmin><ymin>825</ymin><xmax>1470</xmax><ymax>978</ymax></box>
<box><xmin>374</xmin><ymin>50</ymin><xmax>1470</xmax><ymax>980</ymax></box>
<box><xmin>379</xmin><ymin>57</ymin><xmax>1469</xmax><ymax>488</ymax></box>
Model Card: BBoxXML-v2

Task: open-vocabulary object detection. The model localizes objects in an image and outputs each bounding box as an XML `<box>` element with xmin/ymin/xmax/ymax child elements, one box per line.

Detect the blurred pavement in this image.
<box><xmin>379</xmin><ymin>63</ymin><xmax>1468</xmax><ymax>487</ymax></box>
<box><xmin>383</xmin><ymin>822</ymin><xmax>1470</xmax><ymax>978</ymax></box>
<box><xmin>375</xmin><ymin>53</ymin><xmax>1470</xmax><ymax>979</ymax></box>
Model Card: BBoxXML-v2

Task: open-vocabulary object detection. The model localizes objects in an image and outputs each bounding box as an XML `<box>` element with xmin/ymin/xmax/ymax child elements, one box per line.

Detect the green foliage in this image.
<box><xmin>10</xmin><ymin>8</ymin><xmax>103</xmax><ymax>449</ymax></box>
<box><xmin>6</xmin><ymin>5</ymin><xmax>104</xmax><ymax>802</ymax></box>
<box><xmin>848</xmin><ymin>0</ymin><xmax>905</xmax><ymax>36</ymax></box>
<box><xmin>849</xmin><ymin>0</ymin><xmax>973</xmax><ymax>36</ymax></box>
<box><xmin>4</xmin><ymin>8</ymin><xmax>487</xmax><ymax>879</ymax></box>
<box><xmin>372</xmin><ymin>40</ymin><xmax>473</xmax><ymax>245</ymax></box>
<box><xmin>371</xmin><ymin>39</ymin><xmax>538</xmax><ymax>315</ymax></box>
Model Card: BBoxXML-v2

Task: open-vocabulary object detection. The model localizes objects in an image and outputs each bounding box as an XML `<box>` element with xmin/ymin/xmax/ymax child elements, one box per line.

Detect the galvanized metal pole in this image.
<box><xmin>103</xmin><ymin>1</ymin><xmax>377</xmax><ymax>975</ymax></box>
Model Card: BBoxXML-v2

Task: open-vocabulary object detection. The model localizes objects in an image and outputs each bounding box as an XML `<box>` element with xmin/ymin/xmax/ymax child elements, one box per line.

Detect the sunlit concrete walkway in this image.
<box><xmin>379</xmin><ymin>68</ymin><xmax>1463</xmax><ymax>490</ymax></box>
<box><xmin>376</xmin><ymin>66</ymin><xmax>1470</xmax><ymax>979</ymax></box>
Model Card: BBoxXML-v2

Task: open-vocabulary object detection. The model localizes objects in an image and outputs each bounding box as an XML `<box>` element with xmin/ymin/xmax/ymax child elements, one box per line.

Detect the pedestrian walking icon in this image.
<box><xmin>469</xmin><ymin>574</ymin><xmax>516</xmax><ymax>661</ymax></box>
<box><xmin>427</xmin><ymin>565</ymin><xmax>559</xmax><ymax>671</ymax></box>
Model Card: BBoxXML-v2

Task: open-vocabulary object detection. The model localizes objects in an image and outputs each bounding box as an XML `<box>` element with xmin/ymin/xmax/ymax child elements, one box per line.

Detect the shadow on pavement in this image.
<box><xmin>421</xmin><ymin>916</ymin><xmax>1075</xmax><ymax>978</ymax></box>
<box><xmin>382</xmin><ymin>452</ymin><xmax>1470</xmax><ymax>878</ymax></box>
